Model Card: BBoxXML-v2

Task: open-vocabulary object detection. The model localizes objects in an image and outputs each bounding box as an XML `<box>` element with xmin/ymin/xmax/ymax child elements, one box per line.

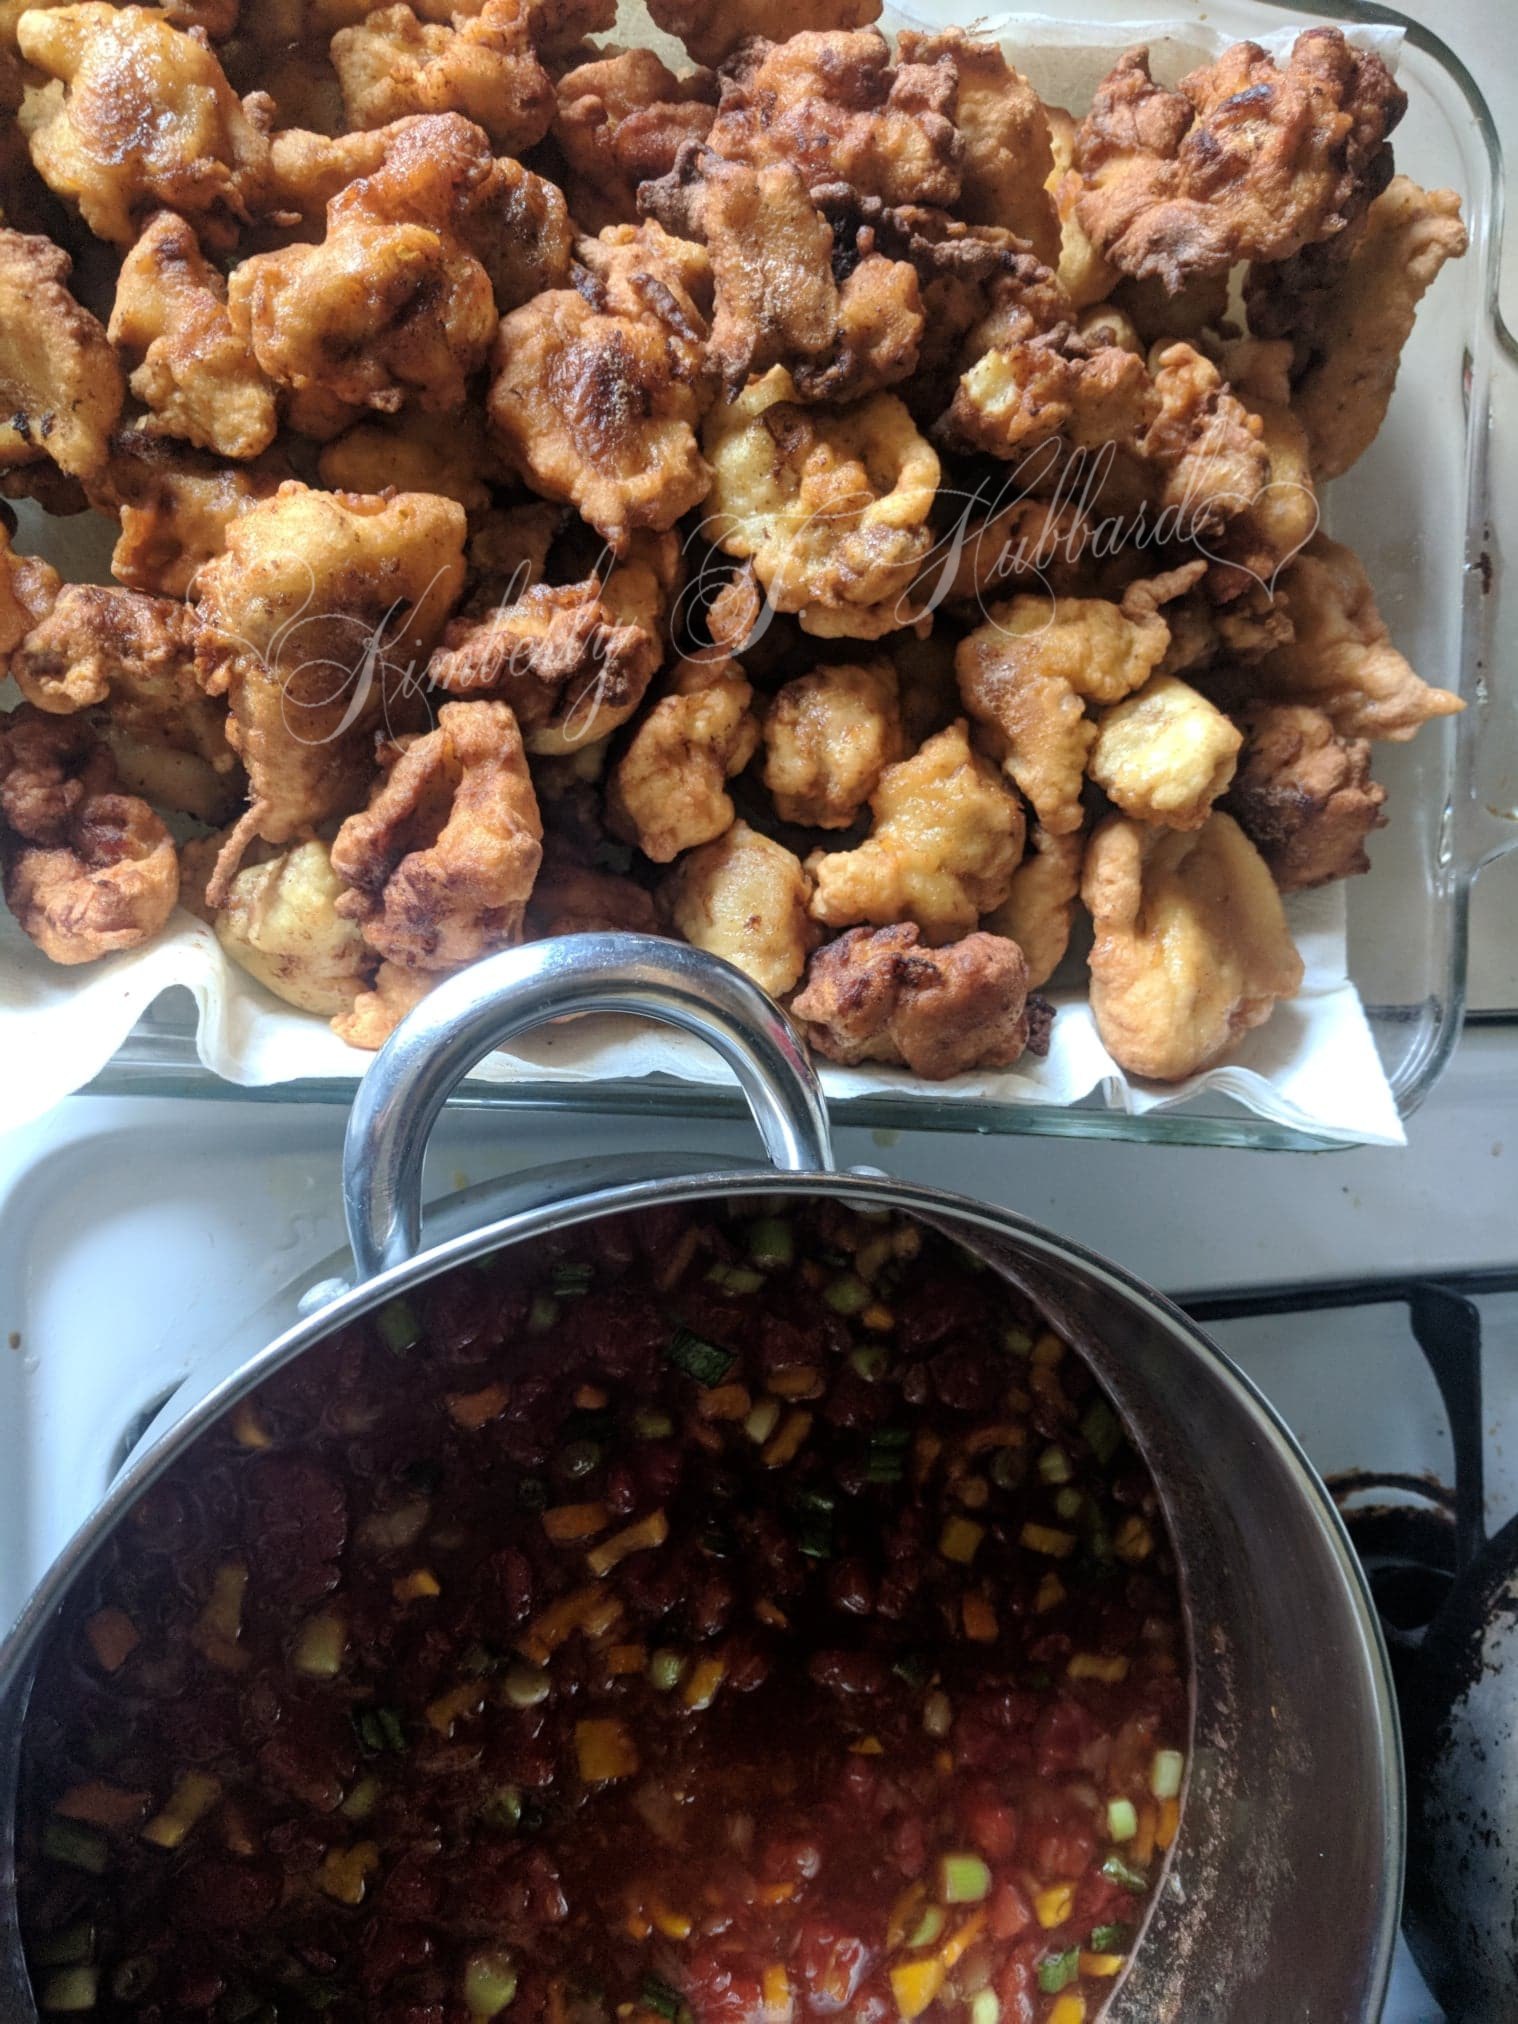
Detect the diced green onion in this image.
<box><xmin>1151</xmin><ymin>1749</ymin><xmax>1184</xmax><ymax>1800</ymax></box>
<box><xmin>551</xmin><ymin>1264</ymin><xmax>592</xmax><ymax>1298</ymax></box>
<box><xmin>1100</xmin><ymin>1853</ymin><xmax>1149</xmax><ymax>1893</ymax></box>
<box><xmin>109</xmin><ymin>1958</ymin><xmax>156</xmax><ymax>2002</ymax></box>
<box><xmin>41</xmin><ymin>1822</ymin><xmax>108</xmax><ymax>1875</ymax></box>
<box><xmin>906</xmin><ymin>1905</ymin><xmax>945</xmax><ymax>1949</ymax></box>
<box><xmin>40</xmin><ymin>1967</ymin><xmax>98</xmax><ymax>2013</ymax></box>
<box><xmin>30</xmin><ymin>1924</ymin><xmax>94</xmax><ymax>1969</ymax></box>
<box><xmin>1080</xmin><ymin>1397</ymin><xmax>1123</xmax><ymax>1467</ymax></box>
<box><xmin>1106</xmin><ymin>1798</ymin><xmax>1138</xmax><ymax>1843</ymax></box>
<box><xmin>1036</xmin><ymin>1950</ymin><xmax>1079</xmax><ymax>1996</ymax></box>
<box><xmin>353</xmin><ymin>1706</ymin><xmax>407</xmax><ymax>1755</ymax></box>
<box><xmin>1088</xmin><ymin>1923</ymin><xmax>1131</xmax><ymax>1953</ymax></box>
<box><xmin>376</xmin><ymin>1297</ymin><xmax>421</xmax><ymax>1355</ymax></box>
<box><xmin>794</xmin><ymin>1509</ymin><xmax>833</xmax><ymax>1559</ymax></box>
<box><xmin>867</xmin><ymin>1427</ymin><xmax>911</xmax><ymax>1484</ymax></box>
<box><xmin>706</xmin><ymin>1262</ymin><xmax>765</xmax><ymax>1295</ymax></box>
<box><xmin>666</xmin><ymin>1328</ymin><xmax>735</xmax><ymax>1387</ymax></box>
<box><xmin>969</xmin><ymin>1989</ymin><xmax>1000</xmax><ymax>2024</ymax></box>
<box><xmin>648</xmin><ymin>1648</ymin><xmax>685</xmax><ymax>1693</ymax></box>
<box><xmin>641</xmin><ymin>1975</ymin><xmax>685</xmax><ymax>2020</ymax></box>
<box><xmin>850</xmin><ymin>1345</ymin><xmax>890</xmax><ymax>1381</ymax></box>
<box><xmin>892</xmin><ymin>1652</ymin><xmax>928</xmax><ymax>1688</ymax></box>
<box><xmin>938</xmin><ymin>1852</ymin><xmax>992</xmax><ymax>1904</ymax></box>
<box><xmin>824</xmin><ymin>1274</ymin><xmax>871</xmax><ymax>1316</ymax></box>
<box><xmin>503</xmin><ymin>1664</ymin><xmax>551</xmax><ymax>1708</ymax></box>
<box><xmin>632</xmin><ymin>1409</ymin><xmax>674</xmax><ymax>1440</ymax></box>
<box><xmin>746</xmin><ymin>1219</ymin><xmax>794</xmax><ymax>1268</ymax></box>
<box><xmin>1002</xmin><ymin>1326</ymin><xmax>1033</xmax><ymax>1357</ymax></box>
<box><xmin>1054</xmin><ymin>1487</ymin><xmax>1082</xmax><ymax>1520</ymax></box>
<box><xmin>341</xmin><ymin>1776</ymin><xmax>380</xmax><ymax>1822</ymax></box>
<box><xmin>464</xmin><ymin>1949</ymin><xmax>519</xmax><ymax>2017</ymax></box>
<box><xmin>990</xmin><ymin>1447</ymin><xmax>1026</xmax><ymax>1492</ymax></box>
<box><xmin>555</xmin><ymin>1439</ymin><xmax>602</xmax><ymax>1481</ymax></box>
<box><xmin>480</xmin><ymin>1784</ymin><xmax>522</xmax><ymax>1831</ymax></box>
<box><xmin>1037</xmin><ymin>1447</ymin><xmax>1072</xmax><ymax>1485</ymax></box>
<box><xmin>292</xmin><ymin>1612</ymin><xmax>346</xmax><ymax>1679</ymax></box>
<box><xmin>527</xmin><ymin>1294</ymin><xmax>559</xmax><ymax>1335</ymax></box>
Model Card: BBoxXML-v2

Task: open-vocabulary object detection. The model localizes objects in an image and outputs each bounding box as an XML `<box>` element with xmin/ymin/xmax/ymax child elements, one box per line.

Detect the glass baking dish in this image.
<box><xmin>67</xmin><ymin>0</ymin><xmax>1518</xmax><ymax>1147</ymax></box>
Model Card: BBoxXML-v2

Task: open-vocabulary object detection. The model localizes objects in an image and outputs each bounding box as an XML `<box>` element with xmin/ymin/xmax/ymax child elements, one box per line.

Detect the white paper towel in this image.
<box><xmin>0</xmin><ymin>11</ymin><xmax>1410</xmax><ymax>1146</ymax></box>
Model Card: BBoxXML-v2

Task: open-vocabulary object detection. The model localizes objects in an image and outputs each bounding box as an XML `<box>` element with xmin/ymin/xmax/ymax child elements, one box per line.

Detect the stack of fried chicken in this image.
<box><xmin>0</xmin><ymin>0</ymin><xmax>1467</xmax><ymax>1081</ymax></box>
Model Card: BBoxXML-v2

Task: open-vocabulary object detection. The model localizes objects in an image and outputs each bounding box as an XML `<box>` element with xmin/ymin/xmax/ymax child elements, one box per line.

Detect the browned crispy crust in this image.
<box><xmin>0</xmin><ymin>227</ymin><xmax>124</xmax><ymax>479</ymax></box>
<box><xmin>791</xmin><ymin>922</ymin><xmax>1045</xmax><ymax>1079</ymax></box>
<box><xmin>1222</xmin><ymin>702</ymin><xmax>1386</xmax><ymax>890</ymax></box>
<box><xmin>1072</xmin><ymin>30</ymin><xmax>1405</xmax><ymax>292</ymax></box>
<box><xmin>554</xmin><ymin>48</ymin><xmax>717</xmax><ymax>231</ymax></box>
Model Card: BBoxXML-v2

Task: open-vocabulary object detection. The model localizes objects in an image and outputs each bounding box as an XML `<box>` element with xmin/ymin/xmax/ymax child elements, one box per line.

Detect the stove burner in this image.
<box><xmin>1328</xmin><ymin>1475</ymin><xmax>1457</xmax><ymax>1639</ymax></box>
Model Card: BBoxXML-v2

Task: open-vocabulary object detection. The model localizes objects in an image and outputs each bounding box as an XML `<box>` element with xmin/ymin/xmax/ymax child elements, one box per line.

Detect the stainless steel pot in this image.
<box><xmin>0</xmin><ymin>936</ymin><xmax>1403</xmax><ymax>2022</ymax></box>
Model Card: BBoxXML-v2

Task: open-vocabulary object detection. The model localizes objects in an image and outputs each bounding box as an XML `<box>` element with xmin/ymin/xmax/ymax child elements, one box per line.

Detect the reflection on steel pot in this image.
<box><xmin>0</xmin><ymin>937</ymin><xmax>1402</xmax><ymax>2023</ymax></box>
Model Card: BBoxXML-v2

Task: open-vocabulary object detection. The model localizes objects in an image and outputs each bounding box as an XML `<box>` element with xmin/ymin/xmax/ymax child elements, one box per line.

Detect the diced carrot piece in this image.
<box><xmin>849</xmin><ymin>1736</ymin><xmax>884</xmax><ymax>1755</ymax></box>
<box><xmin>518</xmin><ymin>1584</ymin><xmax>605</xmax><ymax>1664</ymax></box>
<box><xmin>575</xmin><ymin>1384</ymin><xmax>608</xmax><ymax>1410</ymax></box>
<box><xmin>768</xmin><ymin>1366</ymin><xmax>822</xmax><ymax>1399</ymax></box>
<box><xmin>761</xmin><ymin>1410</ymin><xmax>812</xmax><ymax>1467</ymax></box>
<box><xmin>586</xmin><ymin>1509</ymin><xmax>669</xmax><ymax>1578</ymax></box>
<box><xmin>1067</xmin><ymin>1653</ymin><xmax>1129</xmax><ymax>1683</ymax></box>
<box><xmin>425</xmin><ymin>1685</ymin><xmax>482</xmax><ymax>1736</ymax></box>
<box><xmin>699</xmin><ymin>1383</ymin><xmax>752</xmax><ymax>1420</ymax></box>
<box><xmin>542</xmin><ymin>1503</ymin><xmax>609</xmax><ymax>1543</ymax></box>
<box><xmin>756</xmin><ymin>1881</ymin><xmax>796</xmax><ymax>1905</ymax></box>
<box><xmin>606</xmin><ymin>1643</ymin><xmax>646</xmax><ymax>1676</ymax></box>
<box><xmin>962</xmin><ymin>1592</ymin><xmax>998</xmax><ymax>1642</ymax></box>
<box><xmin>754</xmin><ymin>1599</ymin><xmax>790</xmax><ymax>1631</ymax></box>
<box><xmin>446</xmin><ymin>1381</ymin><xmax>511</xmax><ymax>1431</ymax></box>
<box><xmin>963</xmin><ymin>1423</ymin><xmax>1027</xmax><ymax>1454</ymax></box>
<box><xmin>83</xmin><ymin>1608</ymin><xmax>140</xmax><ymax>1674</ymax></box>
<box><xmin>683</xmin><ymin>1654</ymin><xmax>726</xmax><ymax>1709</ymax></box>
<box><xmin>55</xmin><ymin>1781</ymin><xmax>149</xmax><ymax>1830</ymax></box>
<box><xmin>1157</xmin><ymin>1796</ymin><xmax>1181</xmax><ymax>1850</ymax></box>
<box><xmin>575</xmin><ymin>1717</ymin><xmax>638</xmax><ymax>1782</ymax></box>
<box><xmin>1132</xmin><ymin>1801</ymin><xmax>1157</xmax><ymax>1867</ymax></box>
<box><xmin>1035</xmin><ymin>1573</ymin><xmax>1066</xmax><ymax>1613</ymax></box>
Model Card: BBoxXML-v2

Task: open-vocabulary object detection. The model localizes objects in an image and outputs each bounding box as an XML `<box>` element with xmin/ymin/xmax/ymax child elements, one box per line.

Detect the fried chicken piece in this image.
<box><xmin>1142</xmin><ymin>341</ymin><xmax>1270</xmax><ymax>537</ymax></box>
<box><xmin>108</xmin><ymin>210</ymin><xmax>276</xmax><ymax>462</ymax></box>
<box><xmin>645</xmin><ymin>0</ymin><xmax>879</xmax><ymax>71</ymax></box>
<box><xmin>607</xmin><ymin>660</ymin><xmax>759</xmax><ymax>862</ymax></box>
<box><xmin>792</xmin><ymin>921</ymin><xmax>1041</xmax><ymax>1079</ymax></box>
<box><xmin>330</xmin><ymin>697</ymin><xmax>541</xmax><ymax>973</ymax></box>
<box><xmin>938</xmin><ymin>494</ymin><xmax>1093</xmax><ymax>609</ymax></box>
<box><xmin>954</xmin><ymin>579</ymin><xmax>1185</xmax><ymax>833</ymax></box>
<box><xmin>525</xmin><ymin>845</ymin><xmax>658</xmax><ymax>939</ymax></box>
<box><xmin>982</xmin><ymin>822</ymin><xmax>1082</xmax><ymax>990</ymax></box>
<box><xmin>1072</xmin><ymin>31</ymin><xmax>1405</xmax><ymax>292</ymax></box>
<box><xmin>946</xmin><ymin>330</ymin><xmax>1152</xmax><ymax>460</ymax></box>
<box><xmin>703</xmin><ymin>368</ymin><xmax>939</xmax><ymax>639</ymax></box>
<box><xmin>89</xmin><ymin>429</ymin><xmax>287</xmax><ymax>598</ymax></box>
<box><xmin>796</xmin><ymin>254</ymin><xmax>922</xmax><ymax>403</ymax></box>
<box><xmin>0</xmin><ymin>523</ymin><xmax>59</xmax><ymax>670</ymax></box>
<box><xmin>195</xmin><ymin>481</ymin><xmax>467</xmax><ymax>887</ymax></box>
<box><xmin>662</xmin><ymin>818</ymin><xmax>813</xmax><ymax>996</ymax></box>
<box><xmin>17</xmin><ymin>3</ymin><xmax>272</xmax><ymax>247</ymax></box>
<box><xmin>427</xmin><ymin>542</ymin><xmax>668</xmax><ymax>754</ymax></box>
<box><xmin>318</xmin><ymin>409</ymin><xmax>498</xmax><ymax>514</ymax></box>
<box><xmin>1207</xmin><ymin>389</ymin><xmax>1318</xmax><ymax>603</ymax></box>
<box><xmin>708</xmin><ymin>30</ymin><xmax>961</xmax><ymax>209</ymax></box>
<box><xmin>1088</xmin><ymin>672</ymin><xmax>1241</xmax><ymax>830</ymax></box>
<box><xmin>1222</xmin><ymin>702</ymin><xmax>1386</xmax><ymax>892</ymax></box>
<box><xmin>1274</xmin><ymin>178</ymin><xmax>1468</xmax><ymax>479</ymax></box>
<box><xmin>198</xmin><ymin>836</ymin><xmax>375</xmax><ymax>1015</ymax></box>
<box><xmin>332</xmin><ymin>958</ymin><xmax>442</xmax><ymax>1049</ymax></box>
<box><xmin>0</xmin><ymin>708</ymin><xmax>178</xmax><ymax>963</ymax></box>
<box><xmin>331</xmin><ymin>0</ymin><xmax>554</xmax><ymax>155</ymax></box>
<box><xmin>228</xmin><ymin>116</ymin><xmax>504</xmax><ymax>419</ymax></box>
<box><xmin>1045</xmin><ymin>102</ymin><xmax>1118</xmax><ymax>309</ymax></box>
<box><xmin>553</xmin><ymin>48</ymin><xmax>716</xmax><ymax>231</ymax></box>
<box><xmin>488</xmin><ymin>221</ymin><xmax>713</xmax><ymax>549</ymax></box>
<box><xmin>0</xmin><ymin>228</ymin><xmax>122</xmax><ymax>481</ymax></box>
<box><xmin>761</xmin><ymin>659</ymin><xmax>906</xmax><ymax>829</ymax></box>
<box><xmin>1249</xmin><ymin>535</ymin><xmax>1463</xmax><ymax>742</ymax></box>
<box><xmin>1110</xmin><ymin>268</ymin><xmax>1229</xmax><ymax>347</ymax></box>
<box><xmin>897</xmin><ymin>30</ymin><xmax>1058</xmax><ymax>263</ymax></box>
<box><xmin>10</xmin><ymin>582</ymin><xmax>241</xmax><ymax>820</ymax></box>
<box><xmin>1083</xmin><ymin>808</ymin><xmax>1304</xmax><ymax>1080</ymax></box>
<box><xmin>807</xmin><ymin>719</ymin><xmax>1023</xmax><ymax>944</ymax></box>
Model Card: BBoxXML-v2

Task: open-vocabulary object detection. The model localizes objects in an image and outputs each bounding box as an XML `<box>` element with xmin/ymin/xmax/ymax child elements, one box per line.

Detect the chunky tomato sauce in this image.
<box><xmin>19</xmin><ymin>1201</ymin><xmax>1188</xmax><ymax>2024</ymax></box>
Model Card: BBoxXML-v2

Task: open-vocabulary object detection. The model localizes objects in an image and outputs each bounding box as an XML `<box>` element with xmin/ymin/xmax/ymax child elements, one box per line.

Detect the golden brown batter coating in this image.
<box><xmin>88</xmin><ymin>429</ymin><xmax>288</xmax><ymax>599</ymax></box>
<box><xmin>791</xmin><ymin>921</ymin><xmax>1041</xmax><ymax>1079</ymax></box>
<box><xmin>195</xmin><ymin>835</ymin><xmax>376</xmax><ymax>1017</ymax></box>
<box><xmin>317</xmin><ymin>410</ymin><xmax>499</xmax><ymax>514</ymax></box>
<box><xmin>0</xmin><ymin>707</ymin><xmax>179</xmax><ymax>963</ymax></box>
<box><xmin>1223</xmin><ymin>702</ymin><xmax>1387</xmax><ymax>892</ymax></box>
<box><xmin>761</xmin><ymin>659</ymin><xmax>906</xmax><ymax>829</ymax></box>
<box><xmin>331</xmin><ymin>957</ymin><xmax>442</xmax><ymax>1050</ymax></box>
<box><xmin>1083</xmin><ymin>809</ymin><xmax>1304</xmax><ymax>1080</ymax></box>
<box><xmin>0</xmin><ymin>523</ymin><xmax>59</xmax><ymax>670</ymax></box>
<box><xmin>1088</xmin><ymin>672</ymin><xmax>1242</xmax><ymax>830</ymax></box>
<box><xmin>661</xmin><ymin>818</ymin><xmax>814</xmax><ymax>996</ymax></box>
<box><xmin>708</xmin><ymin>30</ymin><xmax>962</xmax><ymax>209</ymax></box>
<box><xmin>0</xmin><ymin>227</ymin><xmax>123</xmax><ymax>481</ymax></box>
<box><xmin>330</xmin><ymin>1</ymin><xmax>554</xmax><ymax>155</ymax></box>
<box><xmin>108</xmin><ymin>210</ymin><xmax>277</xmax><ymax>462</ymax></box>
<box><xmin>18</xmin><ymin>3</ymin><xmax>272</xmax><ymax>247</ymax></box>
<box><xmin>525</xmin><ymin>845</ymin><xmax>659</xmax><ymax>939</ymax></box>
<box><xmin>554</xmin><ymin>48</ymin><xmax>716</xmax><ymax>231</ymax></box>
<box><xmin>807</xmin><ymin>719</ymin><xmax>1023</xmax><ymax>944</ymax></box>
<box><xmin>982</xmin><ymin>822</ymin><xmax>1083</xmax><ymax>991</ymax></box>
<box><xmin>607</xmin><ymin>661</ymin><xmax>759</xmax><ymax>863</ymax></box>
<box><xmin>897</xmin><ymin>30</ymin><xmax>1058</xmax><ymax>263</ymax></box>
<box><xmin>195</xmin><ymin>481</ymin><xmax>468</xmax><ymax>887</ymax></box>
<box><xmin>330</xmin><ymin>697</ymin><xmax>542</xmax><ymax>973</ymax></box>
<box><xmin>645</xmin><ymin>0</ymin><xmax>880</xmax><ymax>71</ymax></box>
<box><xmin>1072</xmin><ymin>30</ymin><xmax>1404</xmax><ymax>292</ymax></box>
<box><xmin>488</xmin><ymin>222</ymin><xmax>714</xmax><ymax>549</ymax></box>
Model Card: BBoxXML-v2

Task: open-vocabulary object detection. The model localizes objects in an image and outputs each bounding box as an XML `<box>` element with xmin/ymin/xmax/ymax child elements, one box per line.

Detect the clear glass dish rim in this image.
<box><xmin>75</xmin><ymin>0</ymin><xmax>1518</xmax><ymax>1151</ymax></box>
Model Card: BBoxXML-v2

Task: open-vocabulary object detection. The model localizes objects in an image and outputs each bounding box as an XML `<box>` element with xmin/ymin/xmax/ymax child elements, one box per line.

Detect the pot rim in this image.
<box><xmin>0</xmin><ymin>1164</ymin><xmax>1404</xmax><ymax>2024</ymax></box>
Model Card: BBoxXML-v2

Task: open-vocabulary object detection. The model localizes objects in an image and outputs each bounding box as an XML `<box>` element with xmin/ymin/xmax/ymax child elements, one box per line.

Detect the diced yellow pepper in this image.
<box><xmin>1080</xmin><ymin>1953</ymin><xmax>1126</xmax><ymax>1977</ymax></box>
<box><xmin>606</xmin><ymin>1643</ymin><xmax>646</xmax><ymax>1676</ymax></box>
<box><xmin>1020</xmin><ymin>1523</ymin><xmax>1076</xmax><ymax>1559</ymax></box>
<box><xmin>426</xmin><ymin>1684</ymin><xmax>483</xmax><ymax>1737</ymax></box>
<box><xmin>699</xmin><ymin>1383</ymin><xmax>752</xmax><ymax>1421</ymax></box>
<box><xmin>142</xmin><ymin>1773</ymin><xmax>221</xmax><ymax>1850</ymax></box>
<box><xmin>761</xmin><ymin>1963</ymin><xmax>792</xmax><ymax>2021</ymax></box>
<box><xmin>575</xmin><ymin>1717</ymin><xmax>638</xmax><ymax>1782</ymax></box>
<box><xmin>1067</xmin><ymin>1653</ymin><xmax>1130</xmax><ymax>1683</ymax></box>
<box><xmin>446</xmin><ymin>1381</ymin><xmax>511</xmax><ymax>1431</ymax></box>
<box><xmin>768</xmin><ymin>1366</ymin><xmax>822</xmax><ymax>1399</ymax></box>
<box><xmin>1157</xmin><ymin>1796</ymin><xmax>1181</xmax><ymax>1850</ymax></box>
<box><xmin>318</xmin><ymin>1841</ymin><xmax>378</xmax><ymax>1905</ymax></box>
<box><xmin>850</xmin><ymin>1736</ymin><xmax>884</xmax><ymax>1755</ymax></box>
<box><xmin>542</xmin><ymin>1503</ymin><xmax>609</xmax><ymax>1543</ymax></box>
<box><xmin>649</xmin><ymin>1895</ymin><xmax>692</xmax><ymax>1940</ymax></box>
<box><xmin>1031</xmin><ymin>1332</ymin><xmax>1066</xmax><ymax>1367</ymax></box>
<box><xmin>586</xmin><ymin>1509</ymin><xmax>669</xmax><ymax>1579</ymax></box>
<box><xmin>762</xmin><ymin>1410</ymin><xmax>813</xmax><ymax>1467</ymax></box>
<box><xmin>938</xmin><ymin>1912</ymin><xmax>986</xmax><ymax>1971</ymax></box>
<box><xmin>231</xmin><ymin>1400</ymin><xmax>271</xmax><ymax>1449</ymax></box>
<box><xmin>394</xmin><ymin>1569</ymin><xmax>441</xmax><ymax>1602</ymax></box>
<box><xmin>1047</xmin><ymin>1998</ymin><xmax>1086</xmax><ymax>2024</ymax></box>
<box><xmin>1114</xmin><ymin>1516</ymin><xmax>1153</xmax><ymax>1564</ymax></box>
<box><xmin>1035</xmin><ymin>1572</ymin><xmax>1066</xmax><ymax>1613</ymax></box>
<box><xmin>939</xmin><ymin>1516</ymin><xmax>984</xmax><ymax>1565</ymax></box>
<box><xmin>1033</xmin><ymin>1882</ymin><xmax>1075</xmax><ymax>1929</ymax></box>
<box><xmin>889</xmin><ymin>1958</ymin><xmax>945</xmax><ymax>2021</ymax></box>
<box><xmin>861</xmin><ymin>1304</ymin><xmax>894</xmax><ymax>1332</ymax></box>
<box><xmin>683</xmin><ymin>1654</ymin><xmax>727</xmax><ymax>1710</ymax></box>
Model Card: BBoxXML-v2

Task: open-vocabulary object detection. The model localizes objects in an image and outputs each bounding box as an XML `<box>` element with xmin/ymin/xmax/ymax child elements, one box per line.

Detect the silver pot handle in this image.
<box><xmin>343</xmin><ymin>934</ymin><xmax>834</xmax><ymax>1280</ymax></box>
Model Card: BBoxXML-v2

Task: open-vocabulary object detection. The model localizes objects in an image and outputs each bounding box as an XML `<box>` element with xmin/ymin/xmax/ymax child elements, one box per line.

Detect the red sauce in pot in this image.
<box><xmin>19</xmin><ymin>1201</ymin><xmax>1187</xmax><ymax>2024</ymax></box>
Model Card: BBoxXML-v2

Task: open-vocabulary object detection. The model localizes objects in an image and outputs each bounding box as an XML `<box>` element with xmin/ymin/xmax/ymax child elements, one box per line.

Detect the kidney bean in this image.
<box><xmin>826</xmin><ymin>1558</ymin><xmax>875</xmax><ymax>1616</ymax></box>
<box><xmin>808</xmin><ymin>1649</ymin><xmax>889</xmax><ymax>1697</ymax></box>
